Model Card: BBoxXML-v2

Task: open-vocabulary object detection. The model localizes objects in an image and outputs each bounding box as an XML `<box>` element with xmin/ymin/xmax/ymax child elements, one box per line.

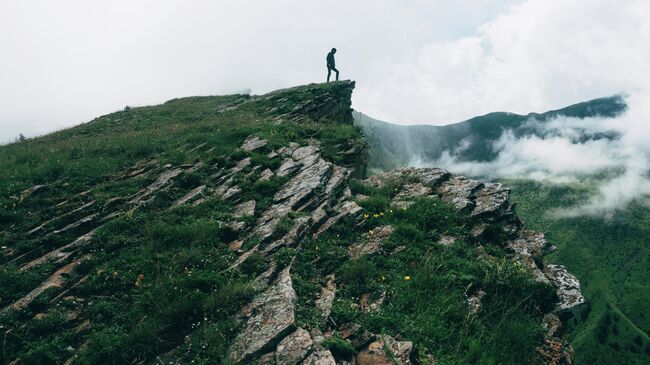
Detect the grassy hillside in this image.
<box><xmin>0</xmin><ymin>82</ymin><xmax>363</xmax><ymax>363</ymax></box>
<box><xmin>505</xmin><ymin>180</ymin><xmax>650</xmax><ymax>364</ymax></box>
<box><xmin>0</xmin><ymin>81</ymin><xmax>574</xmax><ymax>365</ymax></box>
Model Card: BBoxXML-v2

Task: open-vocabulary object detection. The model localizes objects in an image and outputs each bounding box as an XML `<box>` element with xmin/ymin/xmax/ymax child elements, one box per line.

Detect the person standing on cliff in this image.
<box><xmin>326</xmin><ymin>48</ymin><xmax>339</xmax><ymax>82</ymax></box>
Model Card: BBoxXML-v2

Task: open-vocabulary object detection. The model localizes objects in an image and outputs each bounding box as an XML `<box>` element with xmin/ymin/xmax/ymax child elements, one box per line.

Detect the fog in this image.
<box><xmin>430</xmin><ymin>94</ymin><xmax>650</xmax><ymax>215</ymax></box>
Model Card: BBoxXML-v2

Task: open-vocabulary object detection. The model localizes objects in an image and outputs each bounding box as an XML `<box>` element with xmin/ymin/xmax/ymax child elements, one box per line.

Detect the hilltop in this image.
<box><xmin>1</xmin><ymin>81</ymin><xmax>583</xmax><ymax>364</ymax></box>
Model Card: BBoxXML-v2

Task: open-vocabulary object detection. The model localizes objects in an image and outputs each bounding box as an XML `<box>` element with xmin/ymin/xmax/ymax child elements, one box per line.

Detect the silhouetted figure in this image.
<box><xmin>326</xmin><ymin>48</ymin><xmax>339</xmax><ymax>82</ymax></box>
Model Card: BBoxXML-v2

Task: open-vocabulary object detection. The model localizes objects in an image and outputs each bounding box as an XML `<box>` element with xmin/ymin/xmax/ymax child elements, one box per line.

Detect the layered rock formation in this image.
<box><xmin>0</xmin><ymin>80</ymin><xmax>584</xmax><ymax>365</ymax></box>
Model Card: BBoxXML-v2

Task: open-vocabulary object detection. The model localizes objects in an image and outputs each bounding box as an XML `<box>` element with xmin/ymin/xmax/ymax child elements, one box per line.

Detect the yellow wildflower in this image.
<box><xmin>404</xmin><ymin>275</ymin><xmax>411</xmax><ymax>281</ymax></box>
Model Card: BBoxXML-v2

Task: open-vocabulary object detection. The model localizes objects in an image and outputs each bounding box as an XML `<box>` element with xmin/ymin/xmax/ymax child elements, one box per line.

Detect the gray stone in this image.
<box><xmin>172</xmin><ymin>185</ymin><xmax>206</xmax><ymax>207</ymax></box>
<box><xmin>262</xmin><ymin>216</ymin><xmax>312</xmax><ymax>254</ymax></box>
<box><xmin>260</xmin><ymin>168</ymin><xmax>275</xmax><ymax>181</ymax></box>
<box><xmin>350</xmin><ymin>225</ymin><xmax>394</xmax><ymax>258</ymax></box>
<box><xmin>544</xmin><ymin>264</ymin><xmax>586</xmax><ymax>313</ymax></box>
<box><xmin>315</xmin><ymin>275</ymin><xmax>336</xmax><ymax>320</ymax></box>
<box><xmin>301</xmin><ymin>347</ymin><xmax>335</xmax><ymax>365</ymax></box>
<box><xmin>275</xmin><ymin>328</ymin><xmax>313</xmax><ymax>365</ymax></box>
<box><xmin>313</xmin><ymin>200</ymin><xmax>362</xmax><ymax>238</ymax></box>
<box><xmin>470</xmin><ymin>182</ymin><xmax>510</xmax><ymax>218</ymax></box>
<box><xmin>437</xmin><ymin>176</ymin><xmax>483</xmax><ymax>212</ymax></box>
<box><xmin>274</xmin><ymin>159</ymin><xmax>332</xmax><ymax>208</ymax></box>
<box><xmin>242</xmin><ymin>136</ymin><xmax>268</xmax><ymax>152</ymax></box>
<box><xmin>277</xmin><ymin>158</ymin><xmax>299</xmax><ymax>177</ymax></box>
<box><xmin>229</xmin><ymin>268</ymin><xmax>297</xmax><ymax>363</ymax></box>
<box><xmin>131</xmin><ymin>168</ymin><xmax>183</xmax><ymax>204</ymax></box>
<box><xmin>508</xmin><ymin>231</ymin><xmax>553</xmax><ymax>284</ymax></box>
<box><xmin>234</xmin><ymin>200</ymin><xmax>256</xmax><ymax>217</ymax></box>
<box><xmin>222</xmin><ymin>186</ymin><xmax>242</xmax><ymax>201</ymax></box>
<box><xmin>437</xmin><ymin>235</ymin><xmax>456</xmax><ymax>246</ymax></box>
<box><xmin>356</xmin><ymin>335</ymin><xmax>413</xmax><ymax>365</ymax></box>
<box><xmin>542</xmin><ymin>313</ymin><xmax>563</xmax><ymax>338</ymax></box>
<box><xmin>466</xmin><ymin>289</ymin><xmax>487</xmax><ymax>315</ymax></box>
<box><xmin>292</xmin><ymin>145</ymin><xmax>320</xmax><ymax>161</ymax></box>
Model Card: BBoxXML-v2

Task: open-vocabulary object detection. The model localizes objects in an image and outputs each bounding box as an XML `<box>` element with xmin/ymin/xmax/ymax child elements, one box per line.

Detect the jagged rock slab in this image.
<box><xmin>313</xmin><ymin>200</ymin><xmax>362</xmax><ymax>238</ymax></box>
<box><xmin>3</xmin><ymin>256</ymin><xmax>90</xmax><ymax>314</ymax></box>
<box><xmin>172</xmin><ymin>185</ymin><xmax>206</xmax><ymax>207</ymax></box>
<box><xmin>262</xmin><ymin>216</ymin><xmax>311</xmax><ymax>254</ymax></box>
<box><xmin>242</xmin><ymin>136</ymin><xmax>268</xmax><ymax>152</ymax></box>
<box><xmin>131</xmin><ymin>167</ymin><xmax>184</xmax><ymax>204</ymax></box>
<box><xmin>52</xmin><ymin>213</ymin><xmax>99</xmax><ymax>234</ymax></box>
<box><xmin>508</xmin><ymin>231</ymin><xmax>553</xmax><ymax>284</ymax></box>
<box><xmin>437</xmin><ymin>176</ymin><xmax>483</xmax><ymax>212</ymax></box>
<box><xmin>259</xmin><ymin>168</ymin><xmax>275</xmax><ymax>181</ymax></box>
<box><xmin>277</xmin><ymin>158</ymin><xmax>300</xmax><ymax>177</ymax></box>
<box><xmin>275</xmin><ymin>328</ymin><xmax>313</xmax><ymax>365</ymax></box>
<box><xmin>21</xmin><ymin>230</ymin><xmax>96</xmax><ymax>271</ymax></box>
<box><xmin>274</xmin><ymin>158</ymin><xmax>332</xmax><ymax>207</ymax></box>
<box><xmin>544</xmin><ymin>264</ymin><xmax>586</xmax><ymax>312</ymax></box>
<box><xmin>315</xmin><ymin>275</ymin><xmax>336</xmax><ymax>320</ymax></box>
<box><xmin>234</xmin><ymin>200</ymin><xmax>256</xmax><ymax>217</ymax></box>
<box><xmin>363</xmin><ymin>167</ymin><xmax>449</xmax><ymax>188</ymax></box>
<box><xmin>356</xmin><ymin>335</ymin><xmax>413</xmax><ymax>365</ymax></box>
<box><xmin>350</xmin><ymin>225</ymin><xmax>394</xmax><ymax>258</ymax></box>
<box><xmin>229</xmin><ymin>268</ymin><xmax>297</xmax><ymax>363</ymax></box>
<box><xmin>301</xmin><ymin>347</ymin><xmax>335</xmax><ymax>365</ymax></box>
<box><xmin>470</xmin><ymin>182</ymin><xmax>510</xmax><ymax>219</ymax></box>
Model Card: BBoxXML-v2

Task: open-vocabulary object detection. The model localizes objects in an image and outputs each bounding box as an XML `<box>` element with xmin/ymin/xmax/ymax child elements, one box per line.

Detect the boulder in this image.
<box><xmin>242</xmin><ymin>136</ymin><xmax>268</xmax><ymax>152</ymax></box>
<box><xmin>229</xmin><ymin>268</ymin><xmax>297</xmax><ymax>363</ymax></box>
<box><xmin>437</xmin><ymin>176</ymin><xmax>483</xmax><ymax>212</ymax></box>
<box><xmin>356</xmin><ymin>335</ymin><xmax>413</xmax><ymax>365</ymax></box>
<box><xmin>315</xmin><ymin>275</ymin><xmax>336</xmax><ymax>320</ymax></box>
<box><xmin>350</xmin><ymin>225</ymin><xmax>394</xmax><ymax>258</ymax></box>
<box><xmin>275</xmin><ymin>328</ymin><xmax>313</xmax><ymax>365</ymax></box>
<box><xmin>172</xmin><ymin>185</ymin><xmax>206</xmax><ymax>207</ymax></box>
<box><xmin>301</xmin><ymin>347</ymin><xmax>335</xmax><ymax>365</ymax></box>
<box><xmin>544</xmin><ymin>264</ymin><xmax>586</xmax><ymax>313</ymax></box>
<box><xmin>470</xmin><ymin>182</ymin><xmax>510</xmax><ymax>219</ymax></box>
<box><xmin>234</xmin><ymin>200</ymin><xmax>256</xmax><ymax>217</ymax></box>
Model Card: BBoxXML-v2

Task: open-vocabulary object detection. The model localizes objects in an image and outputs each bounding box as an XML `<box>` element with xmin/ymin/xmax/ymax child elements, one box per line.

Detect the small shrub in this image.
<box><xmin>323</xmin><ymin>336</ymin><xmax>356</xmax><ymax>360</ymax></box>
<box><xmin>240</xmin><ymin>251</ymin><xmax>267</xmax><ymax>277</ymax></box>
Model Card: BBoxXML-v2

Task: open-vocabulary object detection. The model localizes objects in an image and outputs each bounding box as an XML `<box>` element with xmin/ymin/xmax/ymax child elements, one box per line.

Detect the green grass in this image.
<box><xmin>0</xmin><ymin>82</ymin><xmax>366</xmax><ymax>364</ymax></box>
<box><xmin>505</xmin><ymin>179</ymin><xmax>650</xmax><ymax>364</ymax></box>
<box><xmin>292</xmin><ymin>181</ymin><xmax>556</xmax><ymax>365</ymax></box>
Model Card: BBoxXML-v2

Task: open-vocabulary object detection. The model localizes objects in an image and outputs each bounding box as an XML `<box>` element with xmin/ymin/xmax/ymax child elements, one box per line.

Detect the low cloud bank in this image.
<box><xmin>422</xmin><ymin>92</ymin><xmax>650</xmax><ymax>216</ymax></box>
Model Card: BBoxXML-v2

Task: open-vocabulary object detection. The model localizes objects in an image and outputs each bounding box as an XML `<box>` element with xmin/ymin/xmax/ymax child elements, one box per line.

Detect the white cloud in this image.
<box><xmin>355</xmin><ymin>0</ymin><xmax>650</xmax><ymax>124</ymax></box>
<box><xmin>351</xmin><ymin>0</ymin><xmax>650</xmax><ymax>215</ymax></box>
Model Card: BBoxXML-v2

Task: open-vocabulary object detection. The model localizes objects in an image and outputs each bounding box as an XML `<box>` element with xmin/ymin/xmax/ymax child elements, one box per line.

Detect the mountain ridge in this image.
<box><xmin>2</xmin><ymin>81</ymin><xmax>584</xmax><ymax>364</ymax></box>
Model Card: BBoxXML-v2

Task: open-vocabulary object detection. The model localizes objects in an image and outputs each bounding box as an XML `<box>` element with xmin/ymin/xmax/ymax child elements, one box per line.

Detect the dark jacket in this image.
<box><xmin>326</xmin><ymin>52</ymin><xmax>335</xmax><ymax>67</ymax></box>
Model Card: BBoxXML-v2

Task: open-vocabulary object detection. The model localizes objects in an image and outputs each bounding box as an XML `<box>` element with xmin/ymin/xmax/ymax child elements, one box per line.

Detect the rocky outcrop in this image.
<box><xmin>356</xmin><ymin>335</ymin><xmax>414</xmax><ymax>365</ymax></box>
<box><xmin>2</xmin><ymin>81</ymin><xmax>585</xmax><ymax>365</ymax></box>
<box><xmin>275</xmin><ymin>328</ymin><xmax>313</xmax><ymax>365</ymax></box>
<box><xmin>229</xmin><ymin>268</ymin><xmax>297</xmax><ymax>363</ymax></box>
<box><xmin>544</xmin><ymin>264</ymin><xmax>586</xmax><ymax>313</ymax></box>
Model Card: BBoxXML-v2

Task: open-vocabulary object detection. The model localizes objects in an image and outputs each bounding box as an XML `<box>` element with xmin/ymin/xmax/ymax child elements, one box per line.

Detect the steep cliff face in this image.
<box><xmin>0</xmin><ymin>81</ymin><xmax>583</xmax><ymax>365</ymax></box>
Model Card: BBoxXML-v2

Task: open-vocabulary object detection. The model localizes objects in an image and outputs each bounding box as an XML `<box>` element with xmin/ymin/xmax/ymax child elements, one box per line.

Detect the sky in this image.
<box><xmin>1</xmin><ymin>0</ymin><xmax>521</xmax><ymax>143</ymax></box>
<box><xmin>1</xmin><ymin>0</ymin><xmax>648</xmax><ymax>214</ymax></box>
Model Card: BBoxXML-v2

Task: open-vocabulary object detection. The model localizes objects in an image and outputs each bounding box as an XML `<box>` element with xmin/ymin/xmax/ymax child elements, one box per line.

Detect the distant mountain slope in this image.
<box><xmin>355</xmin><ymin>95</ymin><xmax>627</xmax><ymax>170</ymax></box>
<box><xmin>355</xmin><ymin>96</ymin><xmax>650</xmax><ymax>365</ymax></box>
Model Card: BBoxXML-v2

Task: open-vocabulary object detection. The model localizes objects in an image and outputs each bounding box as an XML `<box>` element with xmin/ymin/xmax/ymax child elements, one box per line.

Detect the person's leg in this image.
<box><xmin>332</xmin><ymin>66</ymin><xmax>339</xmax><ymax>81</ymax></box>
<box><xmin>327</xmin><ymin>67</ymin><xmax>332</xmax><ymax>82</ymax></box>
